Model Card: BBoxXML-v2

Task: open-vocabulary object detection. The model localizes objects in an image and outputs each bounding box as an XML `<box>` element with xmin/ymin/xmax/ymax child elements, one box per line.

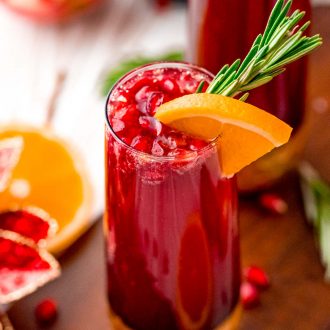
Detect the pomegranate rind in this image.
<box><xmin>0</xmin><ymin>229</ymin><xmax>60</xmax><ymax>305</ymax></box>
<box><xmin>0</xmin><ymin>207</ymin><xmax>58</xmax><ymax>247</ymax></box>
<box><xmin>0</xmin><ymin>137</ymin><xmax>23</xmax><ymax>193</ymax></box>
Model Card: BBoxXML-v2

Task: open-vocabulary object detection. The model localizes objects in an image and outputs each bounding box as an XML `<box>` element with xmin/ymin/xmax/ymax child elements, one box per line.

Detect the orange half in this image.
<box><xmin>0</xmin><ymin>124</ymin><xmax>92</xmax><ymax>254</ymax></box>
<box><xmin>155</xmin><ymin>94</ymin><xmax>292</xmax><ymax>177</ymax></box>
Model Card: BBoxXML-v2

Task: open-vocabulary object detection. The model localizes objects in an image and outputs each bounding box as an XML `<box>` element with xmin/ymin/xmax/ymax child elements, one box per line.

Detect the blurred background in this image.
<box><xmin>0</xmin><ymin>0</ymin><xmax>329</xmax><ymax>217</ymax></box>
<box><xmin>0</xmin><ymin>0</ymin><xmax>189</xmax><ymax>220</ymax></box>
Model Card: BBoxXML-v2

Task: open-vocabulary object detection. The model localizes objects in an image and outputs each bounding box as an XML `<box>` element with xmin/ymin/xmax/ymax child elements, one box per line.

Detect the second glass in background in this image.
<box><xmin>188</xmin><ymin>0</ymin><xmax>312</xmax><ymax>191</ymax></box>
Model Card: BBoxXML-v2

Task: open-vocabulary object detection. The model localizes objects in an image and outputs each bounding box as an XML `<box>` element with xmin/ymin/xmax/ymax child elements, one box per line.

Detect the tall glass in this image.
<box><xmin>104</xmin><ymin>63</ymin><xmax>241</xmax><ymax>330</ymax></box>
<box><xmin>188</xmin><ymin>0</ymin><xmax>311</xmax><ymax>191</ymax></box>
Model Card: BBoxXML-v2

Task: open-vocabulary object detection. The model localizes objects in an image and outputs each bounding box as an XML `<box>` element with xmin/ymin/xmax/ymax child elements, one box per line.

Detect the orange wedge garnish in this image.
<box><xmin>0</xmin><ymin>124</ymin><xmax>92</xmax><ymax>254</ymax></box>
<box><xmin>155</xmin><ymin>94</ymin><xmax>292</xmax><ymax>177</ymax></box>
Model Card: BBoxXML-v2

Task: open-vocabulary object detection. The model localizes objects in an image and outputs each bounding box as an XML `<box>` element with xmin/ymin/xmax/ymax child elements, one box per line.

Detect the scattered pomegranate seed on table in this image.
<box><xmin>259</xmin><ymin>193</ymin><xmax>288</xmax><ymax>215</ymax></box>
<box><xmin>244</xmin><ymin>265</ymin><xmax>270</xmax><ymax>290</ymax></box>
<box><xmin>241</xmin><ymin>265</ymin><xmax>271</xmax><ymax>310</ymax></box>
<box><xmin>240</xmin><ymin>282</ymin><xmax>260</xmax><ymax>309</ymax></box>
<box><xmin>35</xmin><ymin>298</ymin><xmax>58</xmax><ymax>325</ymax></box>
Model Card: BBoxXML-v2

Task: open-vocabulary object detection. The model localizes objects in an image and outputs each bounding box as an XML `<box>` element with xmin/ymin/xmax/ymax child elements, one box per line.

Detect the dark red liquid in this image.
<box><xmin>105</xmin><ymin>63</ymin><xmax>240</xmax><ymax>330</ymax></box>
<box><xmin>188</xmin><ymin>0</ymin><xmax>311</xmax><ymax>129</ymax></box>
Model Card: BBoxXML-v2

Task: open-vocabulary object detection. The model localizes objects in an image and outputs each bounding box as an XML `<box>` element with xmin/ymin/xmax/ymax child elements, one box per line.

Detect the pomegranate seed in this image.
<box><xmin>116</xmin><ymin>94</ymin><xmax>127</xmax><ymax>103</ymax></box>
<box><xmin>139</xmin><ymin>116</ymin><xmax>162</xmax><ymax>136</ymax></box>
<box><xmin>114</xmin><ymin>105</ymin><xmax>137</xmax><ymax>121</ymax></box>
<box><xmin>131</xmin><ymin>136</ymin><xmax>150</xmax><ymax>152</ymax></box>
<box><xmin>139</xmin><ymin>116</ymin><xmax>151</xmax><ymax>128</ymax></box>
<box><xmin>157</xmin><ymin>135</ymin><xmax>177</xmax><ymax>150</ymax></box>
<box><xmin>151</xmin><ymin>141</ymin><xmax>164</xmax><ymax>156</ymax></box>
<box><xmin>244</xmin><ymin>265</ymin><xmax>270</xmax><ymax>289</ymax></box>
<box><xmin>111</xmin><ymin>118</ymin><xmax>125</xmax><ymax>133</ymax></box>
<box><xmin>240</xmin><ymin>282</ymin><xmax>260</xmax><ymax>309</ymax></box>
<box><xmin>189</xmin><ymin>139</ymin><xmax>208</xmax><ymax>151</ymax></box>
<box><xmin>135</xmin><ymin>86</ymin><xmax>152</xmax><ymax>103</ymax></box>
<box><xmin>168</xmin><ymin>148</ymin><xmax>191</xmax><ymax>157</ymax></box>
<box><xmin>162</xmin><ymin>79</ymin><xmax>175</xmax><ymax>92</ymax></box>
<box><xmin>35</xmin><ymin>298</ymin><xmax>58</xmax><ymax>324</ymax></box>
<box><xmin>169</xmin><ymin>132</ymin><xmax>187</xmax><ymax>147</ymax></box>
<box><xmin>128</xmin><ymin>77</ymin><xmax>152</xmax><ymax>96</ymax></box>
<box><xmin>161</xmin><ymin>78</ymin><xmax>181</xmax><ymax>95</ymax></box>
<box><xmin>259</xmin><ymin>193</ymin><xmax>288</xmax><ymax>215</ymax></box>
<box><xmin>146</xmin><ymin>92</ymin><xmax>164</xmax><ymax>115</ymax></box>
<box><xmin>121</xmin><ymin>136</ymin><xmax>132</xmax><ymax>145</ymax></box>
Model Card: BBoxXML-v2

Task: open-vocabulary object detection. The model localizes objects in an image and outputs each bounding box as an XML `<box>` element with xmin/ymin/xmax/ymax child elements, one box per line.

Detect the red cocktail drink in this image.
<box><xmin>105</xmin><ymin>63</ymin><xmax>240</xmax><ymax>329</ymax></box>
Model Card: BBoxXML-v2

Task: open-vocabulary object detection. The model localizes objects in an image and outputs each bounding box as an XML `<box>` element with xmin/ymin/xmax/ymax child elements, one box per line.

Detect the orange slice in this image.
<box><xmin>176</xmin><ymin>213</ymin><xmax>212</xmax><ymax>330</ymax></box>
<box><xmin>155</xmin><ymin>94</ymin><xmax>292</xmax><ymax>177</ymax></box>
<box><xmin>0</xmin><ymin>124</ymin><xmax>92</xmax><ymax>254</ymax></box>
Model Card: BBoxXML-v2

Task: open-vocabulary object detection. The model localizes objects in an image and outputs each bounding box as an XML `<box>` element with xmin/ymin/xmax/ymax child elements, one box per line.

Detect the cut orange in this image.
<box><xmin>0</xmin><ymin>124</ymin><xmax>92</xmax><ymax>254</ymax></box>
<box><xmin>155</xmin><ymin>94</ymin><xmax>292</xmax><ymax>177</ymax></box>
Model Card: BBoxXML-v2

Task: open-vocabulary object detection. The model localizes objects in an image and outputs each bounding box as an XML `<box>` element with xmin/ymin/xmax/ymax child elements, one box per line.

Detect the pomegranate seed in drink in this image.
<box><xmin>131</xmin><ymin>136</ymin><xmax>151</xmax><ymax>152</ymax></box>
<box><xmin>139</xmin><ymin>116</ymin><xmax>162</xmax><ymax>136</ymax></box>
<box><xmin>151</xmin><ymin>140</ymin><xmax>164</xmax><ymax>156</ymax></box>
<box><xmin>146</xmin><ymin>92</ymin><xmax>165</xmax><ymax>115</ymax></box>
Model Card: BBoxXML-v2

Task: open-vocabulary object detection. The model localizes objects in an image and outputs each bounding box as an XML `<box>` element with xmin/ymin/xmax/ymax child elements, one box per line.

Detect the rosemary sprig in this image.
<box><xmin>206</xmin><ymin>0</ymin><xmax>322</xmax><ymax>99</ymax></box>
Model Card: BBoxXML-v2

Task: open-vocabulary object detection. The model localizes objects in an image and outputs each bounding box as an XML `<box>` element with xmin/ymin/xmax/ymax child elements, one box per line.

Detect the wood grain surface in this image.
<box><xmin>7</xmin><ymin>6</ymin><xmax>330</xmax><ymax>330</ymax></box>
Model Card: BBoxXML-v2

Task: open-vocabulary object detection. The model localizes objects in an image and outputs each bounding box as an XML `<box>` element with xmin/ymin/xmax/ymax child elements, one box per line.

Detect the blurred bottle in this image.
<box><xmin>2</xmin><ymin>0</ymin><xmax>103</xmax><ymax>23</ymax></box>
<box><xmin>187</xmin><ymin>0</ymin><xmax>312</xmax><ymax>192</ymax></box>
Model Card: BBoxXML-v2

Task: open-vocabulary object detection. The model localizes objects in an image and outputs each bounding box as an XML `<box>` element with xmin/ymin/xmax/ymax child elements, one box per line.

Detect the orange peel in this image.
<box><xmin>155</xmin><ymin>93</ymin><xmax>292</xmax><ymax>177</ymax></box>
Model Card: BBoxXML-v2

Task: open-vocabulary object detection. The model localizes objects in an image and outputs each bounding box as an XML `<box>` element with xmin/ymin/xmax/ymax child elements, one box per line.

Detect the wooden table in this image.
<box><xmin>7</xmin><ymin>6</ymin><xmax>330</xmax><ymax>330</ymax></box>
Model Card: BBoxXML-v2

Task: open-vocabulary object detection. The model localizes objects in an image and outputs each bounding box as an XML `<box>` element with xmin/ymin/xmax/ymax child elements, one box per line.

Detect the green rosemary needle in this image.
<box><xmin>206</xmin><ymin>0</ymin><xmax>323</xmax><ymax>99</ymax></box>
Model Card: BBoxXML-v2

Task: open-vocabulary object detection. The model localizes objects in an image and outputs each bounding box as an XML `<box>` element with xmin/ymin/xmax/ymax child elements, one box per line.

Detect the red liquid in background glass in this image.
<box><xmin>188</xmin><ymin>0</ymin><xmax>311</xmax><ymax>128</ymax></box>
<box><xmin>105</xmin><ymin>63</ymin><xmax>240</xmax><ymax>330</ymax></box>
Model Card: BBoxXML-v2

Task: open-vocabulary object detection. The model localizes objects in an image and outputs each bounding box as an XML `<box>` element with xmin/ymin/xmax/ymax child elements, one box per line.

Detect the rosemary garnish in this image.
<box><xmin>206</xmin><ymin>0</ymin><xmax>322</xmax><ymax>99</ymax></box>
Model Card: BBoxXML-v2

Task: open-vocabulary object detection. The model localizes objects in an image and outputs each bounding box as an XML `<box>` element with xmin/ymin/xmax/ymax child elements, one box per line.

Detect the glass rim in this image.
<box><xmin>104</xmin><ymin>61</ymin><xmax>218</xmax><ymax>162</ymax></box>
